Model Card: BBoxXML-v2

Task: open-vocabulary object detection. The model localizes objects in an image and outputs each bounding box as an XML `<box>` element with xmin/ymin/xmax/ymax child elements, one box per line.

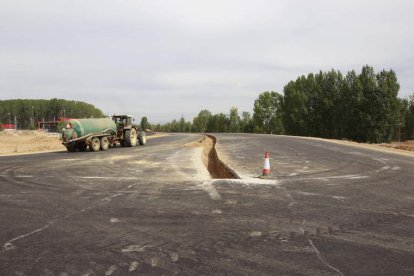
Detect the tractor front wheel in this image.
<box><xmin>138</xmin><ymin>132</ymin><xmax>147</xmax><ymax>145</ymax></box>
<box><xmin>124</xmin><ymin>129</ymin><xmax>137</xmax><ymax>147</ymax></box>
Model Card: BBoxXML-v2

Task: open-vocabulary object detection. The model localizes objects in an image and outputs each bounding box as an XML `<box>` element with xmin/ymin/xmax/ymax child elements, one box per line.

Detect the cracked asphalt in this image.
<box><xmin>1</xmin><ymin>133</ymin><xmax>414</xmax><ymax>275</ymax></box>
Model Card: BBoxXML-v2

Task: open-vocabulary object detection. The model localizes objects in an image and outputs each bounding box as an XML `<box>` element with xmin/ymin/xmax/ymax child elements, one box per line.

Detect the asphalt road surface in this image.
<box><xmin>1</xmin><ymin>133</ymin><xmax>414</xmax><ymax>275</ymax></box>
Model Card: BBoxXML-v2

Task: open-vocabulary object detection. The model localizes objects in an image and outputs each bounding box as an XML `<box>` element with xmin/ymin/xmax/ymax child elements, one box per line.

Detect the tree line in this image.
<box><xmin>151</xmin><ymin>107</ymin><xmax>254</xmax><ymax>133</ymax></box>
<box><xmin>0</xmin><ymin>99</ymin><xmax>104</xmax><ymax>129</ymax></box>
<box><xmin>150</xmin><ymin>65</ymin><xmax>414</xmax><ymax>143</ymax></box>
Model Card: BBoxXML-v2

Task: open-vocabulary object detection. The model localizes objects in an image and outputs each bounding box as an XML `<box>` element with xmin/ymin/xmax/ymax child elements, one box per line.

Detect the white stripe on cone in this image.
<box><xmin>262</xmin><ymin>152</ymin><xmax>270</xmax><ymax>176</ymax></box>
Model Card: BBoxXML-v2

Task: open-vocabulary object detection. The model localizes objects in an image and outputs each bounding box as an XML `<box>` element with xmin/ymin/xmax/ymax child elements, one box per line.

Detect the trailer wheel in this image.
<box><xmin>138</xmin><ymin>132</ymin><xmax>147</xmax><ymax>145</ymax></box>
<box><xmin>100</xmin><ymin>137</ymin><xmax>109</xmax><ymax>151</ymax></box>
<box><xmin>90</xmin><ymin>137</ymin><xmax>101</xmax><ymax>151</ymax></box>
<box><xmin>78</xmin><ymin>143</ymin><xmax>88</xmax><ymax>152</ymax></box>
<box><xmin>124</xmin><ymin>129</ymin><xmax>137</xmax><ymax>147</ymax></box>
<box><xmin>67</xmin><ymin>143</ymin><xmax>77</xmax><ymax>152</ymax></box>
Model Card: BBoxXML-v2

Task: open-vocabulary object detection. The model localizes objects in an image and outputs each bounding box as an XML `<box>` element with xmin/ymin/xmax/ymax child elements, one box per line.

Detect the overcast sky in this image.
<box><xmin>1</xmin><ymin>0</ymin><xmax>413</xmax><ymax>122</ymax></box>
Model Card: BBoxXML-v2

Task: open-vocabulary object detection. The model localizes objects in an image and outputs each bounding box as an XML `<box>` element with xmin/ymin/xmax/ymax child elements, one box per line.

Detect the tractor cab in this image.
<box><xmin>112</xmin><ymin>115</ymin><xmax>134</xmax><ymax>129</ymax></box>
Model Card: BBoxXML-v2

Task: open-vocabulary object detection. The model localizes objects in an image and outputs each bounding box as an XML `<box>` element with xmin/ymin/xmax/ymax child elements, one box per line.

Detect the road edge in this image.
<box><xmin>286</xmin><ymin>135</ymin><xmax>414</xmax><ymax>158</ymax></box>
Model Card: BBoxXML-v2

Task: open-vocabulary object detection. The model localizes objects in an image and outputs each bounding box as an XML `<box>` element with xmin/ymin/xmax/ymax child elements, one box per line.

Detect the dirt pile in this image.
<box><xmin>380</xmin><ymin>140</ymin><xmax>414</xmax><ymax>152</ymax></box>
<box><xmin>185</xmin><ymin>135</ymin><xmax>238</xmax><ymax>179</ymax></box>
<box><xmin>0</xmin><ymin>130</ymin><xmax>65</xmax><ymax>155</ymax></box>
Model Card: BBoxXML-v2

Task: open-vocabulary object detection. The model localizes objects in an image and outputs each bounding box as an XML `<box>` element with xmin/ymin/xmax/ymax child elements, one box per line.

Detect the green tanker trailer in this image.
<box><xmin>61</xmin><ymin>115</ymin><xmax>146</xmax><ymax>152</ymax></box>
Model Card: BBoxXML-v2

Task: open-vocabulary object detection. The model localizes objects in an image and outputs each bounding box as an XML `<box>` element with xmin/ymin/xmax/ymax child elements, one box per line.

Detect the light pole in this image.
<box><xmin>8</xmin><ymin>112</ymin><xmax>11</xmax><ymax>125</ymax></box>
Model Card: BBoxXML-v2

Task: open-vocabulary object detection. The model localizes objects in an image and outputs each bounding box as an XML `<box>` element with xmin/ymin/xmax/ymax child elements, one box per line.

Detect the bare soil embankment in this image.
<box><xmin>0</xmin><ymin>130</ymin><xmax>64</xmax><ymax>155</ymax></box>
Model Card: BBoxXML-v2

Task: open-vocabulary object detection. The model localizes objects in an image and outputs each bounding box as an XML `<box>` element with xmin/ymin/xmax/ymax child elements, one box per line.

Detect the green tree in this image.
<box><xmin>193</xmin><ymin>109</ymin><xmax>212</xmax><ymax>132</ymax></box>
<box><xmin>337</xmin><ymin>70</ymin><xmax>364</xmax><ymax>141</ymax></box>
<box><xmin>359</xmin><ymin>65</ymin><xmax>379</xmax><ymax>142</ymax></box>
<box><xmin>140</xmin><ymin>116</ymin><xmax>149</xmax><ymax>130</ymax></box>
<box><xmin>304</xmin><ymin>73</ymin><xmax>320</xmax><ymax>137</ymax></box>
<box><xmin>282</xmin><ymin>81</ymin><xmax>308</xmax><ymax>136</ymax></box>
<box><xmin>319</xmin><ymin>70</ymin><xmax>343</xmax><ymax>138</ymax></box>
<box><xmin>241</xmin><ymin>111</ymin><xmax>253</xmax><ymax>133</ymax></box>
<box><xmin>405</xmin><ymin>94</ymin><xmax>414</xmax><ymax>140</ymax></box>
<box><xmin>395</xmin><ymin>98</ymin><xmax>408</xmax><ymax>141</ymax></box>
<box><xmin>178</xmin><ymin>117</ymin><xmax>186</xmax><ymax>132</ymax></box>
<box><xmin>229</xmin><ymin>107</ymin><xmax>241</xmax><ymax>132</ymax></box>
<box><xmin>207</xmin><ymin>113</ymin><xmax>229</xmax><ymax>132</ymax></box>
<box><xmin>375</xmin><ymin>69</ymin><xmax>400</xmax><ymax>142</ymax></box>
<box><xmin>358</xmin><ymin>66</ymin><xmax>400</xmax><ymax>143</ymax></box>
<box><xmin>280</xmin><ymin>66</ymin><xmax>401</xmax><ymax>142</ymax></box>
<box><xmin>253</xmin><ymin>91</ymin><xmax>284</xmax><ymax>134</ymax></box>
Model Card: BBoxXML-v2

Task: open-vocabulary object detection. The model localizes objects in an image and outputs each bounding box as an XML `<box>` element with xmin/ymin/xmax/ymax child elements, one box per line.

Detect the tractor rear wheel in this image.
<box><xmin>90</xmin><ymin>137</ymin><xmax>101</xmax><ymax>151</ymax></box>
<box><xmin>124</xmin><ymin>128</ymin><xmax>137</xmax><ymax>147</ymax></box>
<box><xmin>100</xmin><ymin>137</ymin><xmax>109</xmax><ymax>151</ymax></box>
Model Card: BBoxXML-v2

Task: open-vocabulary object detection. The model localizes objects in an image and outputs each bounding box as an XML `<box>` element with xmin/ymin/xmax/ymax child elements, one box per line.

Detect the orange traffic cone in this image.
<box><xmin>261</xmin><ymin>152</ymin><xmax>270</xmax><ymax>177</ymax></box>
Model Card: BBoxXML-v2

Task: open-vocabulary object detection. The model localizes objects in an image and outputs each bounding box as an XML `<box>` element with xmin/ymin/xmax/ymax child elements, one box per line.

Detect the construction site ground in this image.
<box><xmin>1</xmin><ymin>133</ymin><xmax>414</xmax><ymax>275</ymax></box>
